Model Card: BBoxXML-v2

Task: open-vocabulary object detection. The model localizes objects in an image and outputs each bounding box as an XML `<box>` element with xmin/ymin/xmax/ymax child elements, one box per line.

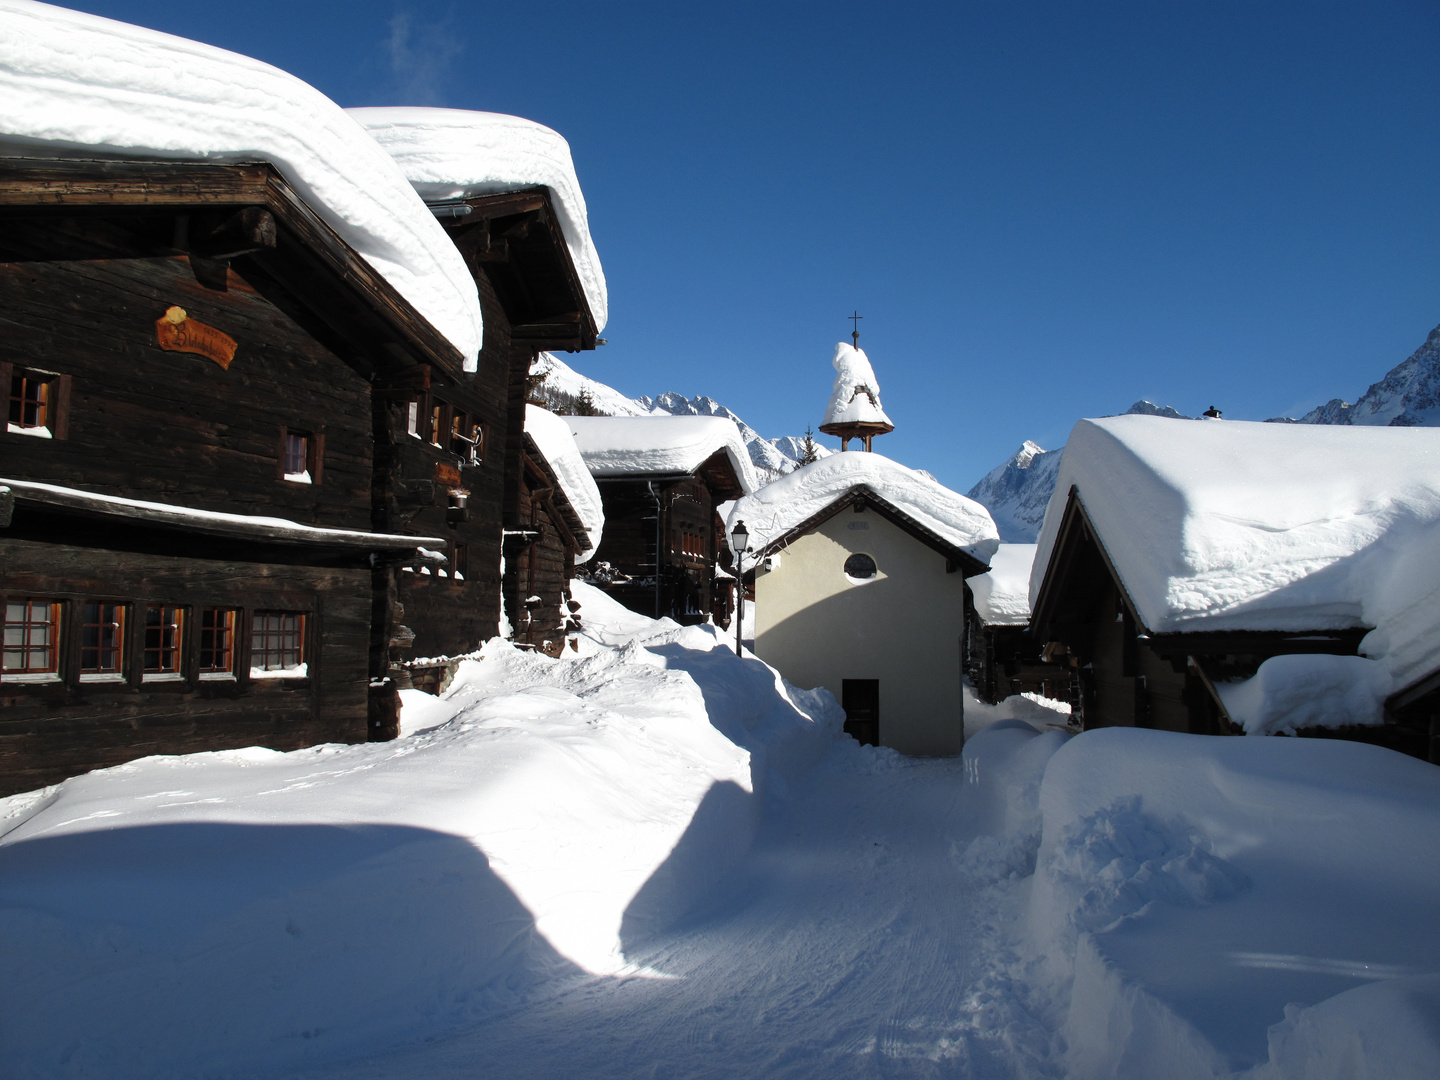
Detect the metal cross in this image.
<box><xmin>849</xmin><ymin>310</ymin><xmax>863</xmax><ymax>348</ymax></box>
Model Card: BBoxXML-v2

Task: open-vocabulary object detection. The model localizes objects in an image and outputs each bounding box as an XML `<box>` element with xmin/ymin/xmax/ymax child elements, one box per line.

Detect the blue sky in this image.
<box><xmin>63</xmin><ymin>0</ymin><xmax>1440</xmax><ymax>491</ymax></box>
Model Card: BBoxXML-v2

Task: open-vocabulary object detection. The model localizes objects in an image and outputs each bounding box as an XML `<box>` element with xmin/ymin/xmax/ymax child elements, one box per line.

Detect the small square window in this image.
<box><xmin>3</xmin><ymin>598</ymin><xmax>62</xmax><ymax>678</ymax></box>
<box><xmin>284</xmin><ymin>431</ymin><xmax>308</xmax><ymax>477</ymax></box>
<box><xmin>251</xmin><ymin>611</ymin><xmax>307</xmax><ymax>678</ymax></box>
<box><xmin>278</xmin><ymin>427</ymin><xmax>323</xmax><ymax>484</ymax></box>
<box><xmin>80</xmin><ymin>601</ymin><xmax>127</xmax><ymax>680</ymax></box>
<box><xmin>143</xmin><ymin>605</ymin><xmax>186</xmax><ymax>679</ymax></box>
<box><xmin>199</xmin><ymin>607</ymin><xmax>238</xmax><ymax>679</ymax></box>
<box><xmin>5</xmin><ymin>365</ymin><xmax>67</xmax><ymax>440</ymax></box>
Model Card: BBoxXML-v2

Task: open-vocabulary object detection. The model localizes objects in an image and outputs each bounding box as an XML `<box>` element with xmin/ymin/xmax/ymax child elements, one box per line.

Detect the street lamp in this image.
<box><xmin>730</xmin><ymin>519</ymin><xmax>750</xmax><ymax>656</ymax></box>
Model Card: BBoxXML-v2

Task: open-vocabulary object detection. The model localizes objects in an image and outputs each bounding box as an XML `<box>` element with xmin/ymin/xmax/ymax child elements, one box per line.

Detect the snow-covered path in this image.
<box><xmin>305</xmin><ymin>752</ymin><xmax>1040</xmax><ymax>1079</ymax></box>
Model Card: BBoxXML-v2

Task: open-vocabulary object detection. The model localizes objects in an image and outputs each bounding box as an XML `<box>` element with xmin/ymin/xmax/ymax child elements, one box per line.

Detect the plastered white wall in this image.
<box><xmin>753</xmin><ymin>506</ymin><xmax>968</xmax><ymax>755</ymax></box>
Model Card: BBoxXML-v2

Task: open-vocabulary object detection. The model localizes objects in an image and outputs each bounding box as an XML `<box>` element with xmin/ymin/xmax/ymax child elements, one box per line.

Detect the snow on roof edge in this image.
<box><xmin>0</xmin><ymin>0</ymin><xmax>483</xmax><ymax>367</ymax></box>
<box><xmin>726</xmin><ymin>452</ymin><xmax>998</xmax><ymax>565</ymax></box>
<box><xmin>3</xmin><ymin>477</ymin><xmax>446</xmax><ymax>550</ymax></box>
<box><xmin>524</xmin><ymin>406</ymin><xmax>604</xmax><ymax>562</ymax></box>
<box><xmin>565</xmin><ymin>415</ymin><xmax>758</xmax><ymax>495</ymax></box>
<box><xmin>349</xmin><ymin>107</ymin><xmax>607</xmax><ymax>334</ymax></box>
<box><xmin>1028</xmin><ymin>416</ymin><xmax>1440</xmax><ymax>691</ymax></box>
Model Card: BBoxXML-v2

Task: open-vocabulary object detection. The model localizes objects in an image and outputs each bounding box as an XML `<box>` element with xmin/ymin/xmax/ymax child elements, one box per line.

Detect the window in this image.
<box><xmin>451</xmin><ymin>544</ymin><xmax>468</xmax><ymax>582</ymax></box>
<box><xmin>406</xmin><ymin>400</ymin><xmax>422</xmax><ymax>439</ymax></box>
<box><xmin>199</xmin><ymin>607</ymin><xmax>238</xmax><ymax>678</ymax></box>
<box><xmin>251</xmin><ymin>611</ymin><xmax>306</xmax><ymax>678</ymax></box>
<box><xmin>143</xmin><ymin>605</ymin><xmax>185</xmax><ymax>679</ymax></box>
<box><xmin>429</xmin><ymin>402</ymin><xmax>447</xmax><ymax>448</ymax></box>
<box><xmin>844</xmin><ymin>553</ymin><xmax>878</xmax><ymax>582</ymax></box>
<box><xmin>284</xmin><ymin>432</ymin><xmax>308</xmax><ymax>477</ymax></box>
<box><xmin>80</xmin><ymin>602</ymin><xmax>127</xmax><ymax>680</ymax></box>
<box><xmin>5</xmin><ymin>365</ymin><xmax>66</xmax><ymax>439</ymax></box>
<box><xmin>277</xmin><ymin>426</ymin><xmax>323</xmax><ymax>484</ymax></box>
<box><xmin>3</xmin><ymin>598</ymin><xmax>61</xmax><ymax>678</ymax></box>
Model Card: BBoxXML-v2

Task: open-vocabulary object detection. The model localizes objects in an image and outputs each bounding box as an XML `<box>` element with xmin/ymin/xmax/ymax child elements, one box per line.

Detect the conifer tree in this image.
<box><xmin>799</xmin><ymin>426</ymin><xmax>820</xmax><ymax>466</ymax></box>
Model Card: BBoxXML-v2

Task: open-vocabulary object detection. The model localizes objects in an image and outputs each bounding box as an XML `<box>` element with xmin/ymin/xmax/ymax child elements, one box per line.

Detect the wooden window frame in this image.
<box><xmin>142</xmin><ymin>604</ymin><xmax>187</xmax><ymax>681</ymax></box>
<box><xmin>199</xmin><ymin>606</ymin><xmax>239</xmax><ymax>680</ymax></box>
<box><xmin>428</xmin><ymin>400</ymin><xmax>449</xmax><ymax>449</ymax></box>
<box><xmin>2</xmin><ymin>362</ymin><xmax>71</xmax><ymax>440</ymax></box>
<box><xmin>276</xmin><ymin>425</ymin><xmax>324</xmax><ymax>485</ymax></box>
<box><xmin>79</xmin><ymin>600</ymin><xmax>128</xmax><ymax>682</ymax></box>
<box><xmin>250</xmin><ymin>610</ymin><xmax>308</xmax><ymax>678</ymax></box>
<box><xmin>2</xmin><ymin>597</ymin><xmax>63</xmax><ymax>680</ymax></box>
<box><xmin>451</xmin><ymin>543</ymin><xmax>468</xmax><ymax>584</ymax></box>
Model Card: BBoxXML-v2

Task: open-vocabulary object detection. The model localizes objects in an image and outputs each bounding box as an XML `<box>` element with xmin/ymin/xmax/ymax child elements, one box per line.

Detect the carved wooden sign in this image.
<box><xmin>155</xmin><ymin>306</ymin><xmax>237</xmax><ymax>369</ymax></box>
<box><xmin>433</xmin><ymin>462</ymin><xmax>462</xmax><ymax>487</ymax></box>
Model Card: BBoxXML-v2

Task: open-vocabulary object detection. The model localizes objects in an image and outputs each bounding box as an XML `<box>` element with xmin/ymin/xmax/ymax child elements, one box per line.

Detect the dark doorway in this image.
<box><xmin>842</xmin><ymin>679</ymin><xmax>879</xmax><ymax>746</ymax></box>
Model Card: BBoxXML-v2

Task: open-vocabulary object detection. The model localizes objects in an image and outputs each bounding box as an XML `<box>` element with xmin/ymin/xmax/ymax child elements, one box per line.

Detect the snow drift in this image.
<box><xmin>350</xmin><ymin>108</ymin><xmax>607</xmax><ymax>334</ymax></box>
<box><xmin>1028</xmin><ymin>727</ymin><xmax>1440</xmax><ymax>1078</ymax></box>
<box><xmin>0</xmin><ymin>582</ymin><xmax>841</xmax><ymax>1078</ymax></box>
<box><xmin>0</xmin><ymin>0</ymin><xmax>483</xmax><ymax>366</ymax></box>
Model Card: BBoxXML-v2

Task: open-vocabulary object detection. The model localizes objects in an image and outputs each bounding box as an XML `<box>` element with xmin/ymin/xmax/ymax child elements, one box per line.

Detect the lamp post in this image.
<box><xmin>730</xmin><ymin>519</ymin><xmax>750</xmax><ymax>656</ymax></box>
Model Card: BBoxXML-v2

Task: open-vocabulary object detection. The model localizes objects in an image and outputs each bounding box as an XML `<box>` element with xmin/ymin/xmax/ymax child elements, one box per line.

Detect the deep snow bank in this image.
<box><xmin>0</xmin><ymin>0</ymin><xmax>483</xmax><ymax>365</ymax></box>
<box><xmin>1025</xmin><ymin>728</ymin><xmax>1440</xmax><ymax>1078</ymax></box>
<box><xmin>0</xmin><ymin>582</ymin><xmax>841</xmax><ymax>1079</ymax></box>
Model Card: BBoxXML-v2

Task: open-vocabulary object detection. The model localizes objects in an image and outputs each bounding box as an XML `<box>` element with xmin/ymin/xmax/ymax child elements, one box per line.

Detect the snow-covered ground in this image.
<box><xmin>3</xmin><ymin>586</ymin><xmax>1438</xmax><ymax>1079</ymax></box>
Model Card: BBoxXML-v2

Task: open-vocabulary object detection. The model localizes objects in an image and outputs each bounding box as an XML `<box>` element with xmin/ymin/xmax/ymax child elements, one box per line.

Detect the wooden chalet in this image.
<box><xmin>396</xmin><ymin>187</ymin><xmax>600</xmax><ymax>660</ymax></box>
<box><xmin>1031</xmin><ymin>488</ymin><xmax>1382</xmax><ymax>739</ymax></box>
<box><xmin>1030</xmin><ymin>415</ymin><xmax>1440</xmax><ymax>763</ymax></box>
<box><xmin>498</xmin><ymin>406</ymin><xmax>598</xmax><ymax>657</ymax></box>
<box><xmin>964</xmin><ymin>544</ymin><xmax>1072</xmax><ymax>706</ymax></box>
<box><xmin>0</xmin><ymin>157</ymin><xmax>466</xmax><ymax>794</ymax></box>
<box><xmin>566</xmin><ymin>416</ymin><xmax>754</xmax><ymax>625</ymax></box>
<box><xmin>370</xmin><ymin>185</ymin><xmax>598</xmax><ymax>688</ymax></box>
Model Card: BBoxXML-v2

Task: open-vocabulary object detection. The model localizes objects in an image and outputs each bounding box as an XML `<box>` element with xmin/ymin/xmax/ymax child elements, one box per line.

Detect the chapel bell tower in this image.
<box><xmin>818</xmin><ymin>312</ymin><xmax>894</xmax><ymax>452</ymax></box>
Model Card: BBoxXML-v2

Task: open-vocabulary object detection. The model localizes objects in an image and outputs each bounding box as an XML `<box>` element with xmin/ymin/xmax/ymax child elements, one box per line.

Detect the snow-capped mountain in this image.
<box><xmin>966</xmin><ymin>401</ymin><xmax>1190</xmax><ymax>542</ymax></box>
<box><xmin>531</xmin><ymin>354</ymin><xmax>826</xmax><ymax>479</ymax></box>
<box><xmin>1272</xmin><ymin>323</ymin><xmax>1440</xmax><ymax>428</ymax></box>
<box><xmin>965</xmin><ymin>441</ymin><xmax>1065</xmax><ymax>543</ymax></box>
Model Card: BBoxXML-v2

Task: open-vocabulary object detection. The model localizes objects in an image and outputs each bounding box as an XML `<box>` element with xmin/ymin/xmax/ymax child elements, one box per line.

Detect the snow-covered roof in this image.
<box><xmin>1030</xmin><ymin>415</ymin><xmax>1440</xmax><ymax>692</ymax></box>
<box><xmin>524</xmin><ymin>406</ymin><xmax>604</xmax><ymax>562</ymax></box>
<box><xmin>822</xmin><ymin>343</ymin><xmax>892</xmax><ymax>428</ymax></box>
<box><xmin>565</xmin><ymin>415</ymin><xmax>758</xmax><ymax>494</ymax></box>
<box><xmin>2</xmin><ymin>477</ymin><xmax>446</xmax><ymax>552</ymax></box>
<box><xmin>726</xmin><ymin>452</ymin><xmax>999</xmax><ymax>564</ymax></box>
<box><xmin>350</xmin><ymin>108</ymin><xmax>607</xmax><ymax>334</ymax></box>
<box><xmin>969</xmin><ymin>544</ymin><xmax>1037</xmax><ymax>626</ymax></box>
<box><xmin>0</xmin><ymin>0</ymin><xmax>483</xmax><ymax>368</ymax></box>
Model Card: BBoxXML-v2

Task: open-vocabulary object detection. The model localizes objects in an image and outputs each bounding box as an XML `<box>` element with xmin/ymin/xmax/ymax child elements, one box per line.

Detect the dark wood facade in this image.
<box><xmin>407</xmin><ymin>188</ymin><xmax>599</xmax><ymax>659</ymax></box>
<box><xmin>583</xmin><ymin>450</ymin><xmax>746</xmax><ymax>625</ymax></box>
<box><xmin>963</xmin><ymin>604</ymin><xmax>1072</xmax><ymax>706</ymax></box>
<box><xmin>1030</xmin><ymin>488</ymin><xmax>1434</xmax><ymax>760</ymax></box>
<box><xmin>502</xmin><ymin>432</ymin><xmax>591</xmax><ymax>655</ymax></box>
<box><xmin>0</xmin><ymin>157</ymin><xmax>462</xmax><ymax>792</ymax></box>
